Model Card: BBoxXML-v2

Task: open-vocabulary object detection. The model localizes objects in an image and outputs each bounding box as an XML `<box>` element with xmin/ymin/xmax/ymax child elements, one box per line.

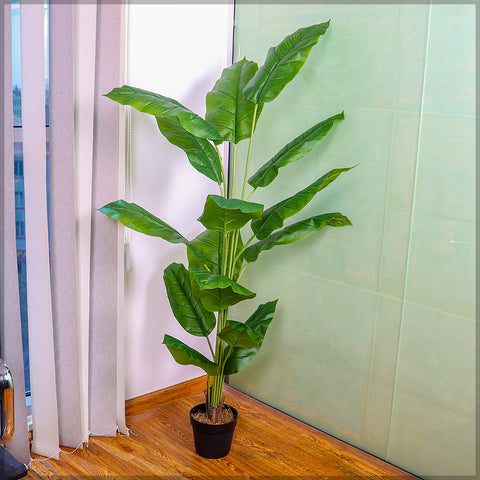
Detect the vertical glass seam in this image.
<box><xmin>361</xmin><ymin>2</ymin><xmax>401</xmax><ymax>450</ymax></box>
<box><xmin>385</xmin><ymin>1</ymin><xmax>432</xmax><ymax>461</ymax></box>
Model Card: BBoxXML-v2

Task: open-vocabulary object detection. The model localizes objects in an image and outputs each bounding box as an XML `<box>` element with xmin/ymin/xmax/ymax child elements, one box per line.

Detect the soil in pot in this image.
<box><xmin>192</xmin><ymin>407</ymin><xmax>234</xmax><ymax>425</ymax></box>
<box><xmin>190</xmin><ymin>403</ymin><xmax>238</xmax><ymax>459</ymax></box>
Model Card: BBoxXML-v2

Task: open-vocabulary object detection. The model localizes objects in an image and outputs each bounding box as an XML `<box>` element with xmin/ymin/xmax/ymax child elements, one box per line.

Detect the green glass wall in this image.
<box><xmin>230</xmin><ymin>4</ymin><xmax>475</xmax><ymax>477</ymax></box>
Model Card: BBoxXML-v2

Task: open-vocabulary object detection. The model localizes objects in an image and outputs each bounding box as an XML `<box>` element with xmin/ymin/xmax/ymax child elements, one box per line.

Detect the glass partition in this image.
<box><xmin>229</xmin><ymin>4</ymin><xmax>475</xmax><ymax>478</ymax></box>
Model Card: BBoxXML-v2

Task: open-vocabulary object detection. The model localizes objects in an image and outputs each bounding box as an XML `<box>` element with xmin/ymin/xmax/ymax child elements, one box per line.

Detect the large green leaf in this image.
<box><xmin>163</xmin><ymin>263</ymin><xmax>216</xmax><ymax>337</ymax></box>
<box><xmin>218</xmin><ymin>321</ymin><xmax>261</xmax><ymax>349</ymax></box>
<box><xmin>189</xmin><ymin>268</ymin><xmax>256</xmax><ymax>312</ymax></box>
<box><xmin>243</xmin><ymin>22</ymin><xmax>330</xmax><ymax>104</ymax></box>
<box><xmin>206</xmin><ymin>58</ymin><xmax>263</xmax><ymax>144</ymax></box>
<box><xmin>224</xmin><ymin>300</ymin><xmax>278</xmax><ymax>375</ymax></box>
<box><xmin>248</xmin><ymin>112</ymin><xmax>344</xmax><ymax>189</ymax></box>
<box><xmin>198</xmin><ymin>195</ymin><xmax>263</xmax><ymax>233</ymax></box>
<box><xmin>99</xmin><ymin>200</ymin><xmax>209</xmax><ymax>265</ymax></box>
<box><xmin>251</xmin><ymin>166</ymin><xmax>355</xmax><ymax>240</ymax></box>
<box><xmin>105</xmin><ymin>85</ymin><xmax>222</xmax><ymax>141</ymax></box>
<box><xmin>187</xmin><ymin>229</ymin><xmax>223</xmax><ymax>274</ymax></box>
<box><xmin>163</xmin><ymin>335</ymin><xmax>219</xmax><ymax>376</ymax></box>
<box><xmin>243</xmin><ymin>212</ymin><xmax>352</xmax><ymax>263</ymax></box>
<box><xmin>99</xmin><ymin>200</ymin><xmax>187</xmax><ymax>243</ymax></box>
<box><xmin>156</xmin><ymin>116</ymin><xmax>223</xmax><ymax>185</ymax></box>
<box><xmin>187</xmin><ymin>229</ymin><xmax>244</xmax><ymax>278</ymax></box>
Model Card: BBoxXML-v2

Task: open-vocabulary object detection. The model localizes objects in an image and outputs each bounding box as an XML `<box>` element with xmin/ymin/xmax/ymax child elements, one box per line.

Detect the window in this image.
<box><xmin>15</xmin><ymin>220</ymin><xmax>25</xmax><ymax>238</ymax></box>
<box><xmin>15</xmin><ymin>190</ymin><xmax>24</xmax><ymax>207</ymax></box>
<box><xmin>14</xmin><ymin>158</ymin><xmax>23</xmax><ymax>177</ymax></box>
<box><xmin>12</xmin><ymin>1</ymin><xmax>49</xmax><ymax>397</ymax></box>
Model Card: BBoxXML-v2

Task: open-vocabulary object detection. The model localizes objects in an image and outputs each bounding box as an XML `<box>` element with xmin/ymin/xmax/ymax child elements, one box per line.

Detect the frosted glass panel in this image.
<box><xmin>230</xmin><ymin>4</ymin><xmax>475</xmax><ymax>478</ymax></box>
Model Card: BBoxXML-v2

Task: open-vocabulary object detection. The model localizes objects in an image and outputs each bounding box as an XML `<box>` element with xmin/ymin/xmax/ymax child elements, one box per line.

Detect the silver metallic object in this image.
<box><xmin>0</xmin><ymin>360</ymin><xmax>14</xmax><ymax>444</ymax></box>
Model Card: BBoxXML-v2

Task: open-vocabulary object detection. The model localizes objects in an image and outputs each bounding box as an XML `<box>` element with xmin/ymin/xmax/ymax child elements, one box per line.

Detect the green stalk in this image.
<box><xmin>241</xmin><ymin>104</ymin><xmax>258</xmax><ymax>200</ymax></box>
<box><xmin>216</xmin><ymin>145</ymin><xmax>227</xmax><ymax>198</ymax></box>
<box><xmin>228</xmin><ymin>230</ymin><xmax>240</xmax><ymax>278</ymax></box>
<box><xmin>230</xmin><ymin>144</ymin><xmax>237</xmax><ymax>198</ymax></box>
<box><xmin>236</xmin><ymin>263</ymin><xmax>250</xmax><ymax>282</ymax></box>
<box><xmin>233</xmin><ymin>233</ymin><xmax>255</xmax><ymax>265</ymax></box>
<box><xmin>246</xmin><ymin>187</ymin><xmax>257</xmax><ymax>201</ymax></box>
<box><xmin>211</xmin><ymin>373</ymin><xmax>225</xmax><ymax>407</ymax></box>
<box><xmin>211</xmin><ymin>307</ymin><xmax>229</xmax><ymax>406</ymax></box>
<box><xmin>210</xmin><ymin>229</ymin><xmax>233</xmax><ymax>407</ymax></box>
<box><xmin>222</xmin><ymin>232</ymin><xmax>230</xmax><ymax>276</ymax></box>
<box><xmin>206</xmin><ymin>334</ymin><xmax>214</xmax><ymax>358</ymax></box>
<box><xmin>221</xmin><ymin>347</ymin><xmax>233</xmax><ymax>371</ymax></box>
<box><xmin>211</xmin><ymin>344</ymin><xmax>223</xmax><ymax>406</ymax></box>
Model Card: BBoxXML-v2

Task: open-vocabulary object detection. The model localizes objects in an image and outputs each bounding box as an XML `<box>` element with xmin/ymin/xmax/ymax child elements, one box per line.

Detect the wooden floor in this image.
<box><xmin>27</xmin><ymin>377</ymin><xmax>419</xmax><ymax>478</ymax></box>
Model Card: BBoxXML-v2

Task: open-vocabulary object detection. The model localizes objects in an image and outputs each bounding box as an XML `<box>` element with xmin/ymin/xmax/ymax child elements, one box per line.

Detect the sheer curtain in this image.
<box><xmin>1</xmin><ymin>0</ymin><xmax>127</xmax><ymax>463</ymax></box>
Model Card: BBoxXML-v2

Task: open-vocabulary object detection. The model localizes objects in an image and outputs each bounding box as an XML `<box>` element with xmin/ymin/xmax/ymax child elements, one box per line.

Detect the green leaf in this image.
<box><xmin>99</xmin><ymin>200</ymin><xmax>187</xmax><ymax>243</ymax></box>
<box><xmin>252</xmin><ymin>166</ymin><xmax>355</xmax><ymax>240</ymax></box>
<box><xmin>163</xmin><ymin>335</ymin><xmax>219</xmax><ymax>376</ymax></box>
<box><xmin>248</xmin><ymin>112</ymin><xmax>344</xmax><ymax>189</ymax></box>
<box><xmin>243</xmin><ymin>212</ymin><xmax>352</xmax><ymax>263</ymax></box>
<box><xmin>243</xmin><ymin>22</ymin><xmax>330</xmax><ymax>104</ymax></box>
<box><xmin>163</xmin><ymin>263</ymin><xmax>216</xmax><ymax>337</ymax></box>
<box><xmin>189</xmin><ymin>268</ymin><xmax>256</xmax><ymax>312</ymax></box>
<box><xmin>99</xmin><ymin>200</ymin><xmax>209</xmax><ymax>265</ymax></box>
<box><xmin>218</xmin><ymin>321</ymin><xmax>262</xmax><ymax>349</ymax></box>
<box><xmin>187</xmin><ymin>229</ymin><xmax>244</xmax><ymax>279</ymax></box>
<box><xmin>224</xmin><ymin>300</ymin><xmax>278</xmax><ymax>375</ymax></box>
<box><xmin>105</xmin><ymin>85</ymin><xmax>222</xmax><ymax>141</ymax></box>
<box><xmin>206</xmin><ymin>58</ymin><xmax>264</xmax><ymax>144</ymax></box>
<box><xmin>156</xmin><ymin>116</ymin><xmax>223</xmax><ymax>184</ymax></box>
<box><xmin>198</xmin><ymin>195</ymin><xmax>263</xmax><ymax>233</ymax></box>
<box><xmin>187</xmin><ymin>229</ymin><xmax>223</xmax><ymax>274</ymax></box>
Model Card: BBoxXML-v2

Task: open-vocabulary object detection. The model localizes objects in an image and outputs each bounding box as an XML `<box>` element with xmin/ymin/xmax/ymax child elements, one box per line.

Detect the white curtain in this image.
<box><xmin>0</xmin><ymin>0</ymin><xmax>30</xmax><ymax>465</ymax></box>
<box><xmin>1</xmin><ymin>0</ymin><xmax>127</xmax><ymax>463</ymax></box>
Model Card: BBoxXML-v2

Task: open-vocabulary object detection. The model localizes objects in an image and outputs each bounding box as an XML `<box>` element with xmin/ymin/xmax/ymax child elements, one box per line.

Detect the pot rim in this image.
<box><xmin>190</xmin><ymin>403</ymin><xmax>238</xmax><ymax>427</ymax></box>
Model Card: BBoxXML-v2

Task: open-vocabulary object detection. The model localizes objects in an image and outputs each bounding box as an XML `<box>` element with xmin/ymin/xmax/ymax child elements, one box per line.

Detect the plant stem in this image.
<box><xmin>241</xmin><ymin>104</ymin><xmax>258</xmax><ymax>200</ymax></box>
<box><xmin>216</xmin><ymin>145</ymin><xmax>228</xmax><ymax>199</ymax></box>
<box><xmin>230</xmin><ymin>144</ymin><xmax>237</xmax><ymax>198</ymax></box>
<box><xmin>206</xmin><ymin>334</ymin><xmax>214</xmax><ymax>358</ymax></box>
<box><xmin>211</xmin><ymin>307</ymin><xmax>229</xmax><ymax>407</ymax></box>
<box><xmin>211</xmin><ymin>373</ymin><xmax>225</xmax><ymax>407</ymax></box>
<box><xmin>236</xmin><ymin>263</ymin><xmax>250</xmax><ymax>282</ymax></box>
<box><xmin>222</xmin><ymin>232</ymin><xmax>230</xmax><ymax>276</ymax></box>
<box><xmin>228</xmin><ymin>230</ymin><xmax>239</xmax><ymax>278</ymax></box>
<box><xmin>221</xmin><ymin>347</ymin><xmax>233</xmax><ymax>371</ymax></box>
<box><xmin>233</xmin><ymin>233</ymin><xmax>255</xmax><ymax>265</ymax></box>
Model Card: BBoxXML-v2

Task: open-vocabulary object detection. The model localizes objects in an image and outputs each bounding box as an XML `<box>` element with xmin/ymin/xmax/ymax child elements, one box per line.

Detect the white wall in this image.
<box><xmin>124</xmin><ymin>4</ymin><xmax>233</xmax><ymax>400</ymax></box>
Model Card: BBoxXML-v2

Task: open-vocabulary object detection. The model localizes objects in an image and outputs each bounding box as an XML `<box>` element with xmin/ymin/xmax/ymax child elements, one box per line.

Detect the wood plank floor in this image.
<box><xmin>27</xmin><ymin>379</ymin><xmax>419</xmax><ymax>478</ymax></box>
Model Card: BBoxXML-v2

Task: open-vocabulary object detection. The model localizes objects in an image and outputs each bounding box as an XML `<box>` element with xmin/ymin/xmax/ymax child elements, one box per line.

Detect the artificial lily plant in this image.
<box><xmin>100</xmin><ymin>22</ymin><xmax>355</xmax><ymax>423</ymax></box>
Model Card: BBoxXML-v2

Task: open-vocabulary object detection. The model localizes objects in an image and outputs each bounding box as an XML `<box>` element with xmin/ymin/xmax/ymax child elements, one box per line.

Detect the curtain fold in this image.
<box><xmin>21</xmin><ymin>1</ymin><xmax>60</xmax><ymax>459</ymax></box>
<box><xmin>89</xmin><ymin>2</ymin><xmax>127</xmax><ymax>436</ymax></box>
<box><xmin>0</xmin><ymin>0</ymin><xmax>30</xmax><ymax>465</ymax></box>
<box><xmin>49</xmin><ymin>3</ymin><xmax>83</xmax><ymax>449</ymax></box>
<box><xmin>47</xmin><ymin>0</ymin><xmax>126</xmax><ymax>452</ymax></box>
<box><xmin>73</xmin><ymin>2</ymin><xmax>98</xmax><ymax>444</ymax></box>
<box><xmin>1</xmin><ymin>0</ymin><xmax>126</xmax><ymax>463</ymax></box>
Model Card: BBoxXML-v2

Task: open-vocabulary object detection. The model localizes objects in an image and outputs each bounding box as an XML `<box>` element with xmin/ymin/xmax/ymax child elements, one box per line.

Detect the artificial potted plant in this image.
<box><xmin>100</xmin><ymin>21</ymin><xmax>355</xmax><ymax>458</ymax></box>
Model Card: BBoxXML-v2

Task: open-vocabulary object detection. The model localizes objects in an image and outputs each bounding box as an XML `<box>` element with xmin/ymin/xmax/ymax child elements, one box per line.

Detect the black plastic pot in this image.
<box><xmin>190</xmin><ymin>403</ymin><xmax>238</xmax><ymax>459</ymax></box>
